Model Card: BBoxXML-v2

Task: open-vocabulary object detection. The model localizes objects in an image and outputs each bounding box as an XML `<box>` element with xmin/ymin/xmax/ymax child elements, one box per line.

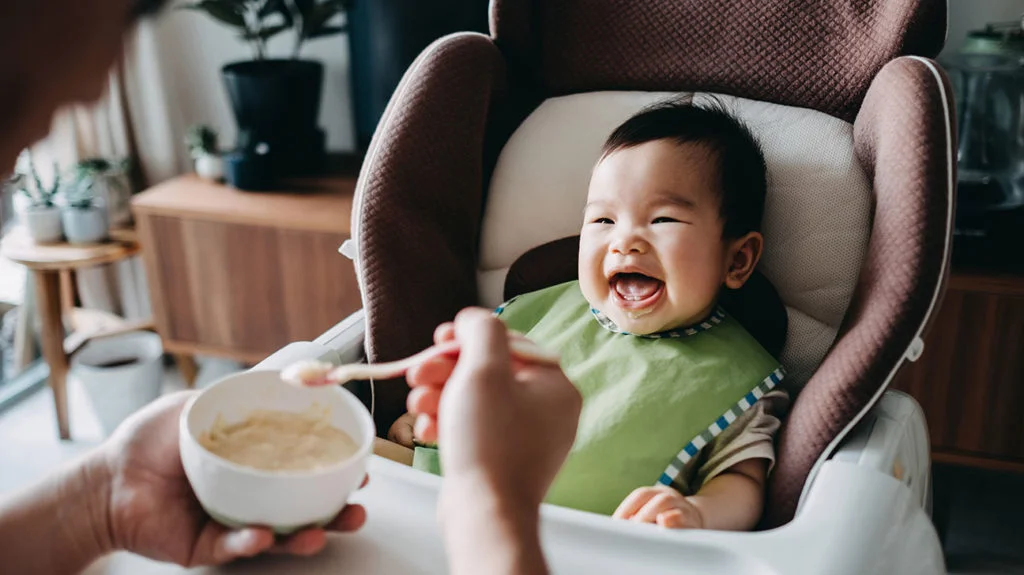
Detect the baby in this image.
<box><xmin>399</xmin><ymin>98</ymin><xmax>788</xmax><ymax>531</ymax></box>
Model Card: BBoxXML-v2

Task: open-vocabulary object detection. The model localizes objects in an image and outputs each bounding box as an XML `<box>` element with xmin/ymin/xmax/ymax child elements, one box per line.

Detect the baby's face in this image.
<box><xmin>579</xmin><ymin>140</ymin><xmax>730</xmax><ymax>334</ymax></box>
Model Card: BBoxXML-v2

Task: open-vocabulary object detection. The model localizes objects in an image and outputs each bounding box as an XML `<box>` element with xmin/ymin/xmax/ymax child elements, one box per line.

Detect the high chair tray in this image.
<box><xmin>89</xmin><ymin>453</ymin><xmax>943</xmax><ymax>575</ymax></box>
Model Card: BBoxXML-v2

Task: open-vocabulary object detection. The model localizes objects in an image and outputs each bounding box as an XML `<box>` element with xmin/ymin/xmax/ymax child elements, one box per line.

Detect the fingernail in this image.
<box><xmin>414</xmin><ymin>414</ymin><xmax>430</xmax><ymax>439</ymax></box>
<box><xmin>223</xmin><ymin>530</ymin><xmax>259</xmax><ymax>555</ymax></box>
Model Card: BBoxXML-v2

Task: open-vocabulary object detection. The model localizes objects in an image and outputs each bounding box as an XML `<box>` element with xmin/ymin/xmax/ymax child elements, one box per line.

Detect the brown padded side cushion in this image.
<box><xmin>356</xmin><ymin>34</ymin><xmax>509</xmax><ymax>432</ymax></box>
<box><xmin>504</xmin><ymin>235</ymin><xmax>789</xmax><ymax>359</ymax></box>
<box><xmin>763</xmin><ymin>56</ymin><xmax>955</xmax><ymax>527</ymax></box>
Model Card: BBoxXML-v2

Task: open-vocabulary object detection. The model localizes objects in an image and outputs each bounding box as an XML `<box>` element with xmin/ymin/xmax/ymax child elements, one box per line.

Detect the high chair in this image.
<box><xmin>257</xmin><ymin>0</ymin><xmax>955</xmax><ymax>571</ymax></box>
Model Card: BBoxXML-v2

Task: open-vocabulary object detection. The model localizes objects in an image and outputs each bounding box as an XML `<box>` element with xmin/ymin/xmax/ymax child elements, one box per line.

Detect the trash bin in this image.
<box><xmin>71</xmin><ymin>331</ymin><xmax>164</xmax><ymax>436</ymax></box>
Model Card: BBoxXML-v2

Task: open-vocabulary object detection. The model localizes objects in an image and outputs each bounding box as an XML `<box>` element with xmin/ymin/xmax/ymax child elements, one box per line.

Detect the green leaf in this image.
<box><xmin>28</xmin><ymin>155</ymin><xmax>44</xmax><ymax>200</ymax></box>
<box><xmin>50</xmin><ymin>162</ymin><xmax>61</xmax><ymax>196</ymax></box>
<box><xmin>240</xmin><ymin>23</ymin><xmax>290</xmax><ymax>41</ymax></box>
<box><xmin>180</xmin><ymin>0</ymin><xmax>247</xmax><ymax>29</ymax></box>
<box><xmin>271</xmin><ymin>0</ymin><xmax>310</xmax><ymax>29</ymax></box>
<box><xmin>259</xmin><ymin>0</ymin><xmax>288</xmax><ymax>21</ymax></box>
<box><xmin>290</xmin><ymin>0</ymin><xmax>316</xmax><ymax>18</ymax></box>
<box><xmin>301</xmin><ymin>1</ymin><xmax>342</xmax><ymax>35</ymax></box>
<box><xmin>76</xmin><ymin>158</ymin><xmax>113</xmax><ymax>174</ymax></box>
<box><xmin>305</xmin><ymin>0</ymin><xmax>346</xmax><ymax>23</ymax></box>
<box><xmin>306</xmin><ymin>25</ymin><xmax>345</xmax><ymax>39</ymax></box>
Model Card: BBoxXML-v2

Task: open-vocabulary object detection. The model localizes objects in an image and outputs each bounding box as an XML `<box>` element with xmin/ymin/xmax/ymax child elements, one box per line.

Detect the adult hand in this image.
<box><xmin>407</xmin><ymin>308</ymin><xmax>581</xmax><ymax>509</ymax></box>
<box><xmin>99</xmin><ymin>391</ymin><xmax>367</xmax><ymax>567</ymax></box>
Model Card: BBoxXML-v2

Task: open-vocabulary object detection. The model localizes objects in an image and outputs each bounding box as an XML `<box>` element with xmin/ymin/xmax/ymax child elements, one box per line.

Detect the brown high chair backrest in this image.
<box><xmin>352</xmin><ymin>0</ymin><xmax>955</xmax><ymax>527</ymax></box>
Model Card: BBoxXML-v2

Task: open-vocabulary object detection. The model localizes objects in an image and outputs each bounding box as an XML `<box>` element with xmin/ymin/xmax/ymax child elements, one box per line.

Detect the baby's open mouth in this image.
<box><xmin>610</xmin><ymin>272</ymin><xmax>664</xmax><ymax>309</ymax></box>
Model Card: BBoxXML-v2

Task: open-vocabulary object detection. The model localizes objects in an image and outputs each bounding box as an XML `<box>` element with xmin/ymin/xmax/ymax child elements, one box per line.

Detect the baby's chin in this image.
<box><xmin>600</xmin><ymin>306</ymin><xmax>675</xmax><ymax>335</ymax></box>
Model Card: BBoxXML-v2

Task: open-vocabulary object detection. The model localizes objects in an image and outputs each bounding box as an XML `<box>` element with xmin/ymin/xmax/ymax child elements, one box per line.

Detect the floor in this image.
<box><xmin>0</xmin><ymin>357</ymin><xmax>242</xmax><ymax>494</ymax></box>
<box><xmin>937</xmin><ymin>465</ymin><xmax>1024</xmax><ymax>574</ymax></box>
<box><xmin>1</xmin><ymin>367</ymin><xmax>1023</xmax><ymax>574</ymax></box>
<box><xmin>0</xmin><ymin>252</ymin><xmax>26</xmax><ymax>307</ymax></box>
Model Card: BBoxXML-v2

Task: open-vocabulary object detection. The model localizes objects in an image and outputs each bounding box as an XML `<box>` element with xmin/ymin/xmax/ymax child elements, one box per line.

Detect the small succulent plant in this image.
<box><xmin>74</xmin><ymin>157</ymin><xmax>130</xmax><ymax>178</ymax></box>
<box><xmin>186</xmin><ymin>124</ymin><xmax>220</xmax><ymax>158</ymax></box>
<box><xmin>63</xmin><ymin>177</ymin><xmax>99</xmax><ymax>210</ymax></box>
<box><xmin>12</xmin><ymin>151</ymin><xmax>61</xmax><ymax>209</ymax></box>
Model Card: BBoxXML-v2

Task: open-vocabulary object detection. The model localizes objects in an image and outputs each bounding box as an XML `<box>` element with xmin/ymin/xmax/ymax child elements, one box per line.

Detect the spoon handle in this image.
<box><xmin>286</xmin><ymin>336</ymin><xmax>560</xmax><ymax>387</ymax></box>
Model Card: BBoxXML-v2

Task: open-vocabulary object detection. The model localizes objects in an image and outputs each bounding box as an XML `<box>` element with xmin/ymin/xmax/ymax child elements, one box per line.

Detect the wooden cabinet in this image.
<box><xmin>132</xmin><ymin>174</ymin><xmax>361</xmax><ymax>364</ymax></box>
<box><xmin>892</xmin><ymin>272</ymin><xmax>1024</xmax><ymax>473</ymax></box>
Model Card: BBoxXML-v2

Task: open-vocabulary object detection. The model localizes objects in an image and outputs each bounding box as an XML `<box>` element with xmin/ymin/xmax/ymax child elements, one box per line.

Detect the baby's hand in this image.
<box><xmin>387</xmin><ymin>412</ymin><xmax>417</xmax><ymax>448</ymax></box>
<box><xmin>613</xmin><ymin>485</ymin><xmax>704</xmax><ymax>529</ymax></box>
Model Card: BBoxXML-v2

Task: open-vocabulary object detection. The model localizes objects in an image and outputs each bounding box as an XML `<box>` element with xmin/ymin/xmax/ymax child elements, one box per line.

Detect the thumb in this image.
<box><xmin>450</xmin><ymin>308</ymin><xmax>511</xmax><ymax>386</ymax></box>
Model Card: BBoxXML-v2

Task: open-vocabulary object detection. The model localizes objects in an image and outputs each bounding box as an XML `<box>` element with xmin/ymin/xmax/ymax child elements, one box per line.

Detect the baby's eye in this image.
<box><xmin>592</xmin><ymin>217</ymin><xmax>614</xmax><ymax>224</ymax></box>
<box><xmin>652</xmin><ymin>217</ymin><xmax>680</xmax><ymax>224</ymax></box>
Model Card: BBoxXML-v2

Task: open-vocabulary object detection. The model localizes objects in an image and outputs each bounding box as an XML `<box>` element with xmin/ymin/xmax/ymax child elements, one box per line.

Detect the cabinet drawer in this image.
<box><xmin>893</xmin><ymin>287</ymin><xmax>1024</xmax><ymax>463</ymax></box>
<box><xmin>137</xmin><ymin>214</ymin><xmax>360</xmax><ymax>360</ymax></box>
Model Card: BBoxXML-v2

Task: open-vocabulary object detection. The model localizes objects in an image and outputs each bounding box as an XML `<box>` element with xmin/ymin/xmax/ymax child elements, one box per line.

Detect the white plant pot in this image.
<box><xmin>22</xmin><ymin>206</ymin><xmax>63</xmax><ymax>243</ymax></box>
<box><xmin>12</xmin><ymin>193</ymin><xmax>31</xmax><ymax>220</ymax></box>
<box><xmin>62</xmin><ymin>207</ymin><xmax>108</xmax><ymax>244</ymax></box>
<box><xmin>71</xmin><ymin>331</ymin><xmax>164</xmax><ymax>436</ymax></box>
<box><xmin>195</xmin><ymin>154</ymin><xmax>225</xmax><ymax>182</ymax></box>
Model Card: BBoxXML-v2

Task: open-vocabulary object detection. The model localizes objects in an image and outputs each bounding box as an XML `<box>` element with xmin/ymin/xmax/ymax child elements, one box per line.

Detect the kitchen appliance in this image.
<box><xmin>943</xmin><ymin>16</ymin><xmax>1024</xmax><ymax>271</ymax></box>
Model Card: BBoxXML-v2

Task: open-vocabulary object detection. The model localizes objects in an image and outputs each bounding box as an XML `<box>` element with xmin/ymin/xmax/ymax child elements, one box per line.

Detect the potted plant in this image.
<box><xmin>74</xmin><ymin>157</ymin><xmax>133</xmax><ymax>228</ymax></box>
<box><xmin>186</xmin><ymin>124</ymin><xmax>226</xmax><ymax>181</ymax></box>
<box><xmin>180</xmin><ymin>0</ymin><xmax>350</xmax><ymax>177</ymax></box>
<box><xmin>347</xmin><ymin>0</ymin><xmax>489</xmax><ymax>150</ymax></box>
<box><xmin>12</xmin><ymin>152</ymin><xmax>63</xmax><ymax>243</ymax></box>
<box><xmin>61</xmin><ymin>176</ymin><xmax>109</xmax><ymax>244</ymax></box>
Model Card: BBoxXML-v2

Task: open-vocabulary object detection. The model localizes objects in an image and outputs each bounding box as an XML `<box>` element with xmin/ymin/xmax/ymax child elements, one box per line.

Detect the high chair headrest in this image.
<box><xmin>491</xmin><ymin>0</ymin><xmax>946</xmax><ymax>122</ymax></box>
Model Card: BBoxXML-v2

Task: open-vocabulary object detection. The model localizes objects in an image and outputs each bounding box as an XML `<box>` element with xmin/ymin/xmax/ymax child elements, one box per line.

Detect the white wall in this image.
<box><xmin>149</xmin><ymin>11</ymin><xmax>356</xmax><ymax>164</ymax></box>
<box><xmin>143</xmin><ymin>1</ymin><xmax>1018</xmax><ymax>171</ymax></box>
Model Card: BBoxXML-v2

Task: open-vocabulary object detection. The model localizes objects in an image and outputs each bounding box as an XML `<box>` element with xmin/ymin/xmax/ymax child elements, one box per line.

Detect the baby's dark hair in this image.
<box><xmin>600</xmin><ymin>97</ymin><xmax>767</xmax><ymax>239</ymax></box>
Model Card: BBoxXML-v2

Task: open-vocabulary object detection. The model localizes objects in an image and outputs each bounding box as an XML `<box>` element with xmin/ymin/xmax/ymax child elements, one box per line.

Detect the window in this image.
<box><xmin>0</xmin><ymin>175</ymin><xmax>46</xmax><ymax>412</ymax></box>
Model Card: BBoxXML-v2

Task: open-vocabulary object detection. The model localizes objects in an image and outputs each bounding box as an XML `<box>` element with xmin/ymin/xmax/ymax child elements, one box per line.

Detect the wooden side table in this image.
<box><xmin>131</xmin><ymin>174</ymin><xmax>361</xmax><ymax>365</ymax></box>
<box><xmin>0</xmin><ymin>226</ymin><xmax>141</xmax><ymax>439</ymax></box>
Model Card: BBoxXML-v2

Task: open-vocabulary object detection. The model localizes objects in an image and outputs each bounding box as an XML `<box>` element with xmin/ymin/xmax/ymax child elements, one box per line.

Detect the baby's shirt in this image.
<box><xmin>668</xmin><ymin>386</ymin><xmax>789</xmax><ymax>496</ymax></box>
<box><xmin>497</xmin><ymin>280</ymin><xmax>787</xmax><ymax>515</ymax></box>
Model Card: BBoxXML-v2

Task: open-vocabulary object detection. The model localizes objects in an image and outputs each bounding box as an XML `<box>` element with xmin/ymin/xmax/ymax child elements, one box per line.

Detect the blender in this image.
<box><xmin>943</xmin><ymin>16</ymin><xmax>1024</xmax><ymax>271</ymax></box>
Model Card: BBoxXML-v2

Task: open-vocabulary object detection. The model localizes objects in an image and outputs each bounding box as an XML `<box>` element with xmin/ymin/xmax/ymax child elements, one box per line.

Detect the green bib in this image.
<box><xmin>413</xmin><ymin>281</ymin><xmax>783</xmax><ymax>516</ymax></box>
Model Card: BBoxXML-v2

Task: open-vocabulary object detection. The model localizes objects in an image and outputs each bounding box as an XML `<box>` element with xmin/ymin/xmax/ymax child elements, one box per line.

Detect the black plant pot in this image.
<box><xmin>222</xmin><ymin>59</ymin><xmax>327</xmax><ymax>180</ymax></box>
<box><xmin>348</xmin><ymin>0</ymin><xmax>489</xmax><ymax>151</ymax></box>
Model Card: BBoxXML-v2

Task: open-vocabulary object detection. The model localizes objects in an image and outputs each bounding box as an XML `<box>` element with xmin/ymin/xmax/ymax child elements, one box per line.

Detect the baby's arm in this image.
<box><xmin>613</xmin><ymin>458</ymin><xmax>767</xmax><ymax>531</ymax></box>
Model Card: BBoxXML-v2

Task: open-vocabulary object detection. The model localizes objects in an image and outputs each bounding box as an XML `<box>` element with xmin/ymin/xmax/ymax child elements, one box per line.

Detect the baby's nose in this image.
<box><xmin>610</xmin><ymin>233</ymin><xmax>648</xmax><ymax>255</ymax></box>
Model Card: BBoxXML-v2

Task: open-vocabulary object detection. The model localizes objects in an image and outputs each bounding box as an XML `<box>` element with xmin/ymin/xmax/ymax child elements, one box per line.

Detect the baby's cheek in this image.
<box><xmin>666</xmin><ymin>280</ymin><xmax>712</xmax><ymax>314</ymax></box>
<box><xmin>577</xmin><ymin>251</ymin><xmax>605</xmax><ymax>291</ymax></box>
<box><xmin>577</xmin><ymin>273</ymin><xmax>606</xmax><ymax>308</ymax></box>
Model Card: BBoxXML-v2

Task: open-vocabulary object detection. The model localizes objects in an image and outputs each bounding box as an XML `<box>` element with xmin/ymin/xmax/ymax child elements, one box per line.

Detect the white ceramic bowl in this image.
<box><xmin>180</xmin><ymin>370</ymin><xmax>375</xmax><ymax>534</ymax></box>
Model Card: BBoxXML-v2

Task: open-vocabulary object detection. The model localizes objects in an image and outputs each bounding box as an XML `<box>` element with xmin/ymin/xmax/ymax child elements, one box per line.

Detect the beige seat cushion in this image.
<box><xmin>478</xmin><ymin>91</ymin><xmax>872</xmax><ymax>388</ymax></box>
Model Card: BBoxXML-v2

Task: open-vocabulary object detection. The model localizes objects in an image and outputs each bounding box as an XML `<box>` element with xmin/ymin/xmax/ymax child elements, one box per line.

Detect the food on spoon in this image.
<box><xmin>281</xmin><ymin>360</ymin><xmax>335</xmax><ymax>387</ymax></box>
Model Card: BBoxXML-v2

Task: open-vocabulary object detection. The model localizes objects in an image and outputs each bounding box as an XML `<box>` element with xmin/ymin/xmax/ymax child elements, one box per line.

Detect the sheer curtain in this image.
<box><xmin>34</xmin><ymin>22</ymin><xmax>189</xmax><ymax>324</ymax></box>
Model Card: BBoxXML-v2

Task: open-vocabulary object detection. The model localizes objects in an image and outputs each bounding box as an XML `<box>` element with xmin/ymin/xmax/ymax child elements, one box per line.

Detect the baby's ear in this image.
<box><xmin>723</xmin><ymin>232</ymin><xmax>763</xmax><ymax>290</ymax></box>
